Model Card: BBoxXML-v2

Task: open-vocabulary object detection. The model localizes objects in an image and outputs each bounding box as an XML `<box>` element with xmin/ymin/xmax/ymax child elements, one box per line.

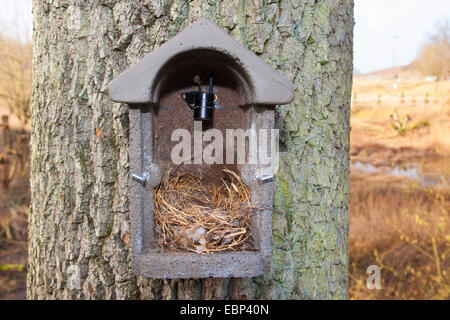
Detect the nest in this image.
<box><xmin>154</xmin><ymin>168</ymin><xmax>254</xmax><ymax>254</ymax></box>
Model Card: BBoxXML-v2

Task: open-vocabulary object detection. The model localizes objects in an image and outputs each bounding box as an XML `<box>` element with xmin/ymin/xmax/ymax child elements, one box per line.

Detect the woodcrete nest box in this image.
<box><xmin>109</xmin><ymin>18</ymin><xmax>294</xmax><ymax>278</ymax></box>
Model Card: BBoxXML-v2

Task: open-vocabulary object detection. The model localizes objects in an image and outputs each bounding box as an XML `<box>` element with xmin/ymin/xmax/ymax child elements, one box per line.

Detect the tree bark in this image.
<box><xmin>28</xmin><ymin>0</ymin><xmax>353</xmax><ymax>300</ymax></box>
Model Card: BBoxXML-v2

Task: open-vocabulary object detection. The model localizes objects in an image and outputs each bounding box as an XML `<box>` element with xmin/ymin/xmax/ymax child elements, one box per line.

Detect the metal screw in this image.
<box><xmin>254</xmin><ymin>174</ymin><xmax>273</xmax><ymax>182</ymax></box>
<box><xmin>132</xmin><ymin>172</ymin><xmax>149</xmax><ymax>187</ymax></box>
<box><xmin>193</xmin><ymin>74</ymin><xmax>201</xmax><ymax>84</ymax></box>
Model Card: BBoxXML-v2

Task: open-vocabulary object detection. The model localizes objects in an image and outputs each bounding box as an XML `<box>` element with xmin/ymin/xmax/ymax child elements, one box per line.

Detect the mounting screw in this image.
<box><xmin>254</xmin><ymin>174</ymin><xmax>273</xmax><ymax>183</ymax></box>
<box><xmin>193</xmin><ymin>74</ymin><xmax>201</xmax><ymax>84</ymax></box>
<box><xmin>132</xmin><ymin>173</ymin><xmax>149</xmax><ymax>187</ymax></box>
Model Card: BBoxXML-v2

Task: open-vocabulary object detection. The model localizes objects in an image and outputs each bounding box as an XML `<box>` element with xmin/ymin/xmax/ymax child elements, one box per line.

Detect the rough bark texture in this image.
<box><xmin>28</xmin><ymin>0</ymin><xmax>353</xmax><ymax>299</ymax></box>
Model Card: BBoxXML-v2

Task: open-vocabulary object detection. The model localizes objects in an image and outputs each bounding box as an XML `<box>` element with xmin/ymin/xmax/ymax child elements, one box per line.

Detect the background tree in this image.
<box><xmin>0</xmin><ymin>35</ymin><xmax>31</xmax><ymax>126</ymax></box>
<box><xmin>413</xmin><ymin>17</ymin><xmax>450</xmax><ymax>79</ymax></box>
<box><xmin>28</xmin><ymin>0</ymin><xmax>353</xmax><ymax>299</ymax></box>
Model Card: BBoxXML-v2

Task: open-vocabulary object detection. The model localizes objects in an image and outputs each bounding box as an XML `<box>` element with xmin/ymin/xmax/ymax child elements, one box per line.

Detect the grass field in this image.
<box><xmin>0</xmin><ymin>119</ymin><xmax>29</xmax><ymax>299</ymax></box>
<box><xmin>351</xmin><ymin>79</ymin><xmax>450</xmax><ymax>154</ymax></box>
<box><xmin>349</xmin><ymin>79</ymin><xmax>450</xmax><ymax>299</ymax></box>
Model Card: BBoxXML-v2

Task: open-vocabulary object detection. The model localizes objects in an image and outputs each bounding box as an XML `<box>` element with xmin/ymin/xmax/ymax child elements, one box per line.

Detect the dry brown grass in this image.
<box><xmin>351</xmin><ymin>79</ymin><xmax>450</xmax><ymax>156</ymax></box>
<box><xmin>0</xmin><ymin>116</ymin><xmax>29</xmax><ymax>300</ymax></box>
<box><xmin>352</xmin><ymin>79</ymin><xmax>450</xmax><ymax>103</ymax></box>
<box><xmin>154</xmin><ymin>168</ymin><xmax>255</xmax><ymax>254</ymax></box>
<box><xmin>0</xmin><ymin>118</ymin><xmax>29</xmax><ymax>242</ymax></box>
<box><xmin>349</xmin><ymin>172</ymin><xmax>450</xmax><ymax>299</ymax></box>
<box><xmin>0</xmin><ymin>28</ymin><xmax>31</xmax><ymax>300</ymax></box>
<box><xmin>349</xmin><ymin>79</ymin><xmax>450</xmax><ymax>299</ymax></box>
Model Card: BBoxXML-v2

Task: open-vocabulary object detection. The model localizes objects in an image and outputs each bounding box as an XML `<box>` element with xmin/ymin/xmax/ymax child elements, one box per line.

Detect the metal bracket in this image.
<box><xmin>132</xmin><ymin>172</ymin><xmax>149</xmax><ymax>187</ymax></box>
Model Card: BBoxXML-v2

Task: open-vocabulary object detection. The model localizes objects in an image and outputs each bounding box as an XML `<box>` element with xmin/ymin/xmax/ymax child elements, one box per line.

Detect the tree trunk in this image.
<box><xmin>28</xmin><ymin>0</ymin><xmax>353</xmax><ymax>300</ymax></box>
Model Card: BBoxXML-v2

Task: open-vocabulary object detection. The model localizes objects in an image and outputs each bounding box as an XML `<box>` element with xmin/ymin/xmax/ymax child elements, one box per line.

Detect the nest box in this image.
<box><xmin>109</xmin><ymin>18</ymin><xmax>294</xmax><ymax>278</ymax></box>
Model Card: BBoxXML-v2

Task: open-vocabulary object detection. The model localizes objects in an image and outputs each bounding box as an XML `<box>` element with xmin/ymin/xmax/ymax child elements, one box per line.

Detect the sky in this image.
<box><xmin>0</xmin><ymin>0</ymin><xmax>32</xmax><ymax>43</ymax></box>
<box><xmin>354</xmin><ymin>0</ymin><xmax>450</xmax><ymax>73</ymax></box>
<box><xmin>0</xmin><ymin>0</ymin><xmax>449</xmax><ymax>74</ymax></box>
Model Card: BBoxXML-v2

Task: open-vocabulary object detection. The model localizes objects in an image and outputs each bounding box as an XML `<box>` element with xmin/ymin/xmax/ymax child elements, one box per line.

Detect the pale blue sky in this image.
<box><xmin>0</xmin><ymin>0</ymin><xmax>449</xmax><ymax>74</ymax></box>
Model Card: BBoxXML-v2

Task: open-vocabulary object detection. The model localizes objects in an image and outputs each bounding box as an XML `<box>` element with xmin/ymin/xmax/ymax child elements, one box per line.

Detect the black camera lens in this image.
<box><xmin>193</xmin><ymin>92</ymin><xmax>214</xmax><ymax>121</ymax></box>
<box><xmin>184</xmin><ymin>71</ymin><xmax>216</xmax><ymax>122</ymax></box>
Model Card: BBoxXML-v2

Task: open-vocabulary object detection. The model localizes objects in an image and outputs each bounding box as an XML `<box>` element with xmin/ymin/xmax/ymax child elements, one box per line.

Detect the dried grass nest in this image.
<box><xmin>154</xmin><ymin>168</ymin><xmax>255</xmax><ymax>254</ymax></box>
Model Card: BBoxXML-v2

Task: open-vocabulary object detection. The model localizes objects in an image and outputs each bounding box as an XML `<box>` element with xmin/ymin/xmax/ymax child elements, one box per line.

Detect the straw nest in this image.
<box><xmin>154</xmin><ymin>168</ymin><xmax>254</xmax><ymax>254</ymax></box>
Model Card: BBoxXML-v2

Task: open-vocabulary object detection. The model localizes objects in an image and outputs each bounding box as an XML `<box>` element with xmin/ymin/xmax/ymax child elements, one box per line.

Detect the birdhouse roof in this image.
<box><xmin>109</xmin><ymin>18</ymin><xmax>294</xmax><ymax>106</ymax></box>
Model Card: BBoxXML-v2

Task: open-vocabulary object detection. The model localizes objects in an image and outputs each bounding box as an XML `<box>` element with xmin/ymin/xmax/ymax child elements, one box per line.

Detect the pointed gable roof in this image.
<box><xmin>109</xmin><ymin>18</ymin><xmax>294</xmax><ymax>106</ymax></box>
